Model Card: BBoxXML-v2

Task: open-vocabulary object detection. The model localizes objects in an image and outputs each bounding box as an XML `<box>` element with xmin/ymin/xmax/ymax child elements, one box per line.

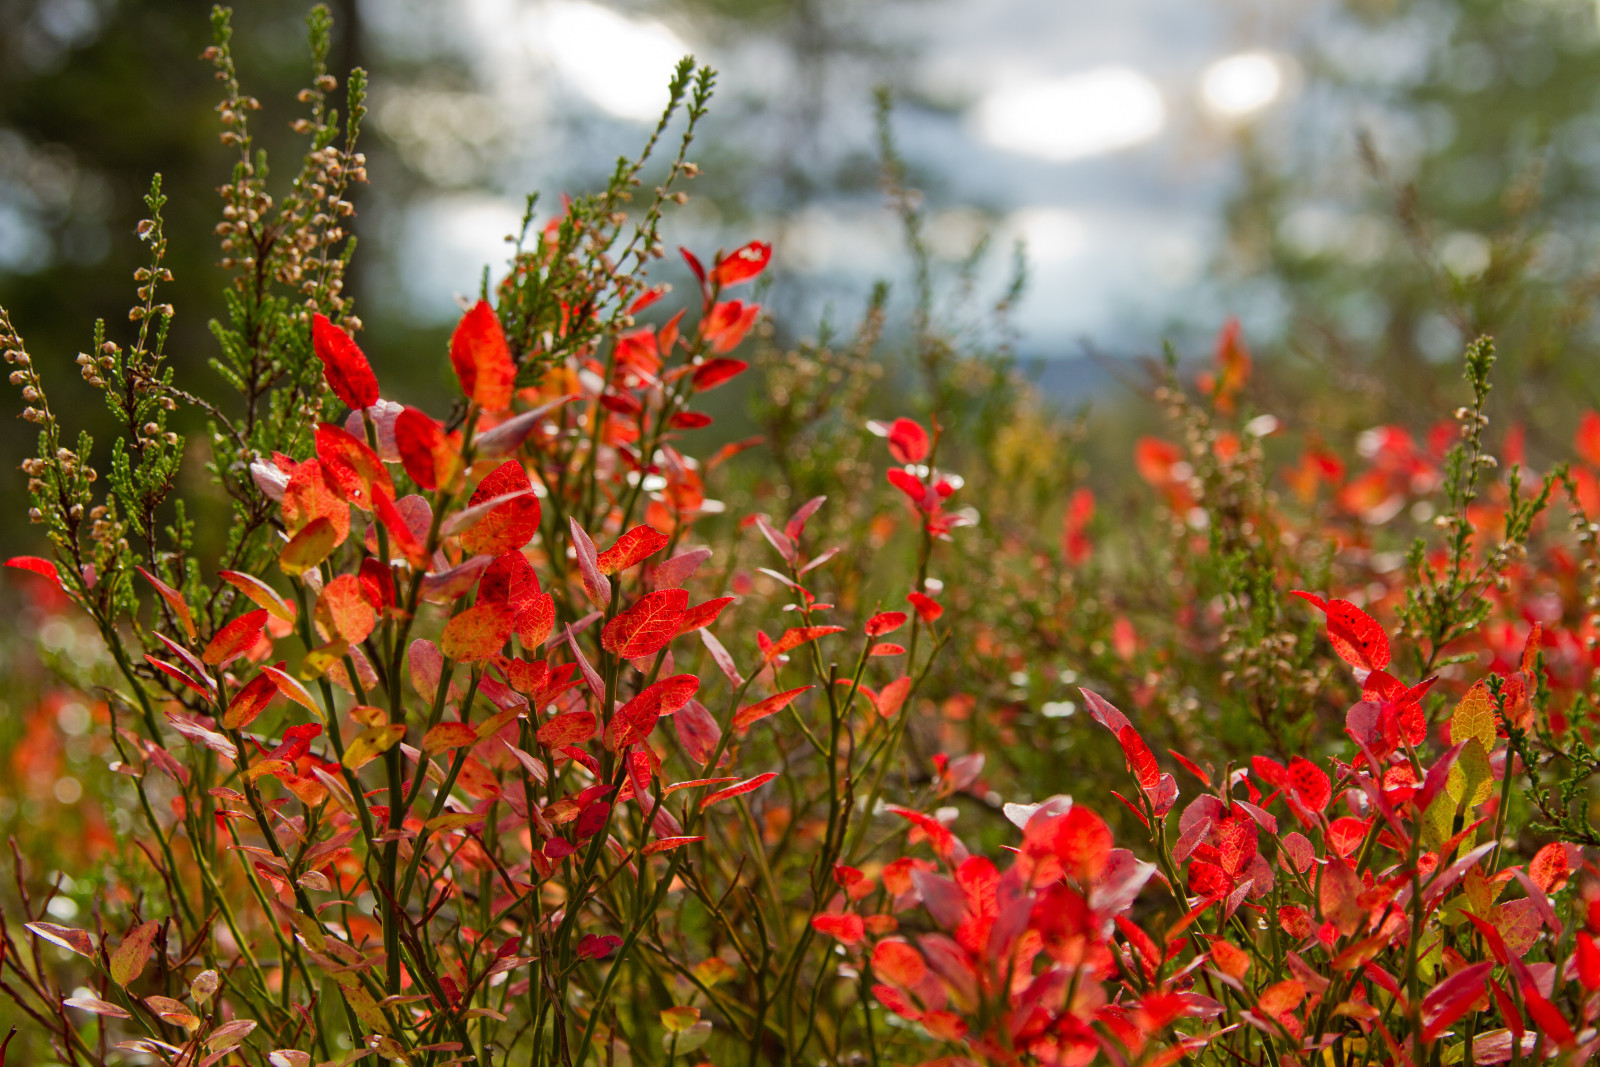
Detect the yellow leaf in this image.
<box><xmin>279</xmin><ymin>517</ymin><xmax>338</xmax><ymax>577</ymax></box>
<box><xmin>1450</xmin><ymin>679</ymin><xmax>1497</xmax><ymax>754</ymax></box>
<box><xmin>342</xmin><ymin>724</ymin><xmax>406</xmax><ymax>771</ymax></box>
<box><xmin>660</xmin><ymin>1005</ymin><xmax>700</xmax><ymax>1032</ymax></box>
<box><xmin>300</xmin><ymin>640</ymin><xmax>349</xmax><ymax>681</ymax></box>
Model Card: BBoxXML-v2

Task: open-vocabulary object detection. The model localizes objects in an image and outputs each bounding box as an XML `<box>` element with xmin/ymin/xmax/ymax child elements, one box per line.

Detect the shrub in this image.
<box><xmin>3</xmin><ymin>6</ymin><xmax>1600</xmax><ymax>1067</ymax></box>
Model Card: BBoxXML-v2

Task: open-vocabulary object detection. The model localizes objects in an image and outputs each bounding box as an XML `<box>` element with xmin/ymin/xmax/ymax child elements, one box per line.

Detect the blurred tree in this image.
<box><xmin>0</xmin><ymin>0</ymin><xmax>368</xmax><ymax>540</ymax></box>
<box><xmin>1222</xmin><ymin>0</ymin><xmax>1600</xmax><ymax>455</ymax></box>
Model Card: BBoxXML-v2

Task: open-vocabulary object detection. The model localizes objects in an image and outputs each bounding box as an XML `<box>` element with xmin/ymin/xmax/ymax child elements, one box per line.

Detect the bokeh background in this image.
<box><xmin>4</xmin><ymin>0</ymin><xmax>1600</xmax><ymax>521</ymax></box>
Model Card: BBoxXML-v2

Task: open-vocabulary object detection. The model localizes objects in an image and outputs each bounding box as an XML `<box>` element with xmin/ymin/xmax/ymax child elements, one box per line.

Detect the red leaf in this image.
<box><xmin>223</xmin><ymin>669</ymin><xmax>280</xmax><ymax>730</ymax></box>
<box><xmin>675</xmin><ymin>699</ymin><xmax>721</xmax><ymax>765</ymax></box>
<box><xmin>677</xmin><ymin>596</ymin><xmax>735</xmax><ymax>636</ymax></box>
<box><xmin>733</xmin><ymin>685</ymin><xmax>812</xmax><ymax>733</ymax></box>
<box><xmin>691</xmin><ymin>358</ymin><xmax>748</xmax><ymax>392</ymax></box>
<box><xmin>710</xmin><ymin>240</ymin><xmax>772</xmax><ymax>287</ymax></box>
<box><xmin>886</xmin><ymin>418</ymin><xmax>929</xmax><ymax>464</ymax></box>
<box><xmin>700</xmin><ymin>771</ymin><xmax>778</xmax><ymax>809</ymax></box>
<box><xmin>136</xmin><ymin>566</ymin><xmax>196</xmax><ymax>638</ymax></box>
<box><xmin>810</xmin><ymin>913</ymin><xmax>864</xmax><ymax>945</ymax></box>
<box><xmin>5</xmin><ymin>556</ymin><xmax>61</xmax><ymax>588</ymax></box>
<box><xmin>395</xmin><ymin>407</ymin><xmax>446</xmax><ymax>489</ymax></box>
<box><xmin>576</xmin><ymin>933</ymin><xmax>622</xmax><ymax>960</ymax></box>
<box><xmin>887</xmin><ymin>468</ymin><xmax>929</xmax><ymax>507</ymax></box>
<box><xmin>537</xmin><ymin>711</ymin><xmax>596</xmax><ymax>747</ymax></box>
<box><xmin>1298</xmin><ymin>593</ymin><xmax>1390</xmax><ymax>671</ymax></box>
<box><xmin>642</xmin><ymin>835</ymin><xmax>705</xmax><ymax>856</ymax></box>
<box><xmin>449</xmin><ymin>299</ymin><xmax>516</xmax><ymax>411</ymax></box>
<box><xmin>679</xmin><ymin>246</ymin><xmax>706</xmax><ymax>286</ymax></box>
<box><xmin>315</xmin><ymin>423</ymin><xmax>394</xmax><ymax>510</ymax></box>
<box><xmin>568</xmin><ymin>518</ymin><xmax>611</xmax><ymax>608</ymax></box>
<box><xmin>1529</xmin><ymin>841</ymin><xmax>1571</xmax><ymax>893</ymax></box>
<box><xmin>373</xmin><ymin>489</ymin><xmax>430</xmax><ymax>569</ymax></box>
<box><xmin>1287</xmin><ymin>756</ymin><xmax>1331</xmax><ymax>813</ymax></box>
<box><xmin>762</xmin><ymin>625</ymin><xmax>845</xmax><ymax>663</ymax></box>
<box><xmin>145</xmin><ymin>655</ymin><xmax>213</xmax><ymax>699</ymax></box>
<box><xmin>668</xmin><ymin>411</ymin><xmax>712</xmax><ymax>430</ymax></box>
<box><xmin>312</xmin><ymin>313</ymin><xmax>379</xmax><ymax>409</ymax></box>
<box><xmin>282</xmin><ymin>459</ymin><xmax>350</xmax><ymax>544</ymax></box>
<box><xmin>479</xmin><ymin>550</ymin><xmax>541</xmax><ymax>615</ymax></box>
<box><xmin>906</xmin><ymin>591</ymin><xmax>943</xmax><ymax>622</ymax></box>
<box><xmin>596</xmin><ymin>524</ymin><xmax>670</xmax><ymax>575</ymax></box>
<box><xmin>518</xmin><ymin>592</ymin><xmax>556</xmax><ymax>648</ymax></box>
<box><xmin>1577</xmin><ymin>410</ymin><xmax>1600</xmax><ymax>466</ymax></box>
<box><xmin>1053</xmin><ymin>806</ymin><xmax>1113</xmax><ymax>883</ymax></box>
<box><xmin>1519</xmin><ymin>987</ymin><xmax>1574</xmax><ymax>1048</ymax></box>
<box><xmin>460</xmin><ymin>461</ymin><xmax>540</xmax><ymax>556</ymax></box>
<box><xmin>604</xmin><ymin>674</ymin><xmax>700</xmax><ymax>751</ymax></box>
<box><xmin>203</xmin><ymin>609</ymin><xmax>268</xmax><ymax>666</ymax></box>
<box><xmin>441</xmin><ymin>602</ymin><xmax>516</xmax><ymax>662</ymax></box>
<box><xmin>1319</xmin><ymin>859</ymin><xmax>1364</xmax><ymax>937</ymax></box>
<box><xmin>703</xmin><ymin>302</ymin><xmax>759</xmax><ymax>354</ymax></box>
<box><xmin>1577</xmin><ymin>932</ymin><xmax>1600</xmax><ymax>991</ymax></box>
<box><xmin>1117</xmin><ymin>725</ymin><xmax>1160</xmax><ymax>791</ymax></box>
<box><xmin>865</xmin><ymin>611</ymin><xmax>907</xmax><ymax>637</ymax></box>
<box><xmin>601</xmin><ymin>589</ymin><xmax>689</xmax><ymax>658</ymax></box>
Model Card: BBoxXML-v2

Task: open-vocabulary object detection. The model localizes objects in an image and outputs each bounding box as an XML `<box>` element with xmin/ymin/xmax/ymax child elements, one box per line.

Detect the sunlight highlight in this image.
<box><xmin>538</xmin><ymin>1</ymin><xmax>689</xmax><ymax>122</ymax></box>
<box><xmin>974</xmin><ymin>68</ymin><xmax>1165</xmax><ymax>162</ymax></box>
<box><xmin>1199</xmin><ymin>52</ymin><xmax>1283</xmax><ymax>119</ymax></box>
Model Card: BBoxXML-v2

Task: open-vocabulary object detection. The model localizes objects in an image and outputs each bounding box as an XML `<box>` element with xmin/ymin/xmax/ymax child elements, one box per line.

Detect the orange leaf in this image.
<box><xmin>872</xmin><ymin>941</ymin><xmax>926</xmax><ymax>986</ymax></box>
<box><xmin>596</xmin><ymin>525</ymin><xmax>670</xmax><ymax>575</ymax></box>
<box><xmin>459</xmin><ymin>461</ymin><xmax>540</xmax><ymax>556</ymax></box>
<box><xmin>218</xmin><ymin>570</ymin><xmax>294</xmax><ymax>622</ymax></box>
<box><xmin>449</xmin><ymin>299</ymin><xmax>516</xmax><ymax>411</ymax></box>
<box><xmin>109</xmin><ymin>920</ymin><xmax>161</xmax><ymax>989</ymax></box>
<box><xmin>441</xmin><ymin>602</ymin><xmax>516</xmax><ymax>662</ymax></box>
<box><xmin>260</xmin><ymin>664</ymin><xmax>321</xmax><ymax>717</ymax></box>
<box><xmin>875</xmin><ymin>676</ymin><xmax>912</xmax><ymax>718</ymax></box>
<box><xmin>421</xmin><ymin>721</ymin><xmax>480</xmax><ymax>754</ymax></box>
<box><xmin>313</xmin><ymin>313</ymin><xmax>379</xmax><ymax>409</ymax></box>
<box><xmin>641</xmin><ymin>835</ymin><xmax>704</xmax><ymax>856</ymax></box>
<box><xmin>203</xmin><ymin>609</ymin><xmax>268</xmax><ymax>666</ymax></box>
<box><xmin>136</xmin><ymin>566</ymin><xmax>196</xmax><ymax>639</ymax></box>
<box><xmin>318</xmin><ymin>574</ymin><xmax>377</xmax><ymax>644</ymax></box>
<box><xmin>601</xmin><ymin>589</ymin><xmax>689</xmax><ymax>658</ymax></box>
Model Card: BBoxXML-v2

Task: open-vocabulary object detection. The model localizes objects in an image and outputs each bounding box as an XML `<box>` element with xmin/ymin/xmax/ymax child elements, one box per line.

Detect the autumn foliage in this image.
<box><xmin>3</xmin><ymin>7</ymin><xmax>1600</xmax><ymax>1067</ymax></box>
